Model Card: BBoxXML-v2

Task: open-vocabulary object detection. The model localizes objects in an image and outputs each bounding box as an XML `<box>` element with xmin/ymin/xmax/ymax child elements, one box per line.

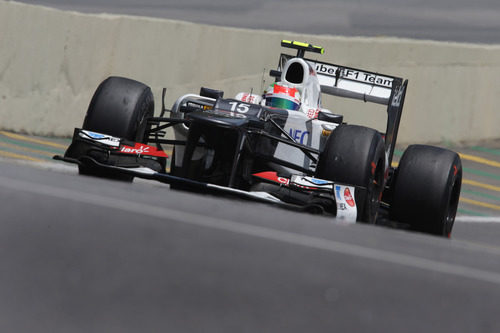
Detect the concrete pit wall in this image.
<box><xmin>1</xmin><ymin>1</ymin><xmax>499</xmax><ymax>144</ymax></box>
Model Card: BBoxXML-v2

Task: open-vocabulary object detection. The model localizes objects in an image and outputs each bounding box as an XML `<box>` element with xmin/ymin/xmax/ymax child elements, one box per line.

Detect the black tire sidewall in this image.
<box><xmin>316</xmin><ymin>125</ymin><xmax>386</xmax><ymax>223</ymax></box>
<box><xmin>83</xmin><ymin>76</ymin><xmax>154</xmax><ymax>142</ymax></box>
<box><xmin>390</xmin><ymin>145</ymin><xmax>462</xmax><ymax>236</ymax></box>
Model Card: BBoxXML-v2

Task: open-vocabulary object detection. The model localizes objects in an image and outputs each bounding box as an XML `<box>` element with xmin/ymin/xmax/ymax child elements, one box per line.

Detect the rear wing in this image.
<box><xmin>278</xmin><ymin>54</ymin><xmax>404</xmax><ymax>106</ymax></box>
<box><xmin>277</xmin><ymin>48</ymin><xmax>408</xmax><ymax>164</ymax></box>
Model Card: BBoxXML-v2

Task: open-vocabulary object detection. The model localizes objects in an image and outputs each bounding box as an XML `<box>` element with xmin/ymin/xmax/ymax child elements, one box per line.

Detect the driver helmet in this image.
<box><xmin>264</xmin><ymin>83</ymin><xmax>301</xmax><ymax>111</ymax></box>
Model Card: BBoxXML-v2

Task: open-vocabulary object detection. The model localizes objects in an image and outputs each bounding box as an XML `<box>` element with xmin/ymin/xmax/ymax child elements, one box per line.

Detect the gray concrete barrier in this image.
<box><xmin>1</xmin><ymin>0</ymin><xmax>499</xmax><ymax>144</ymax></box>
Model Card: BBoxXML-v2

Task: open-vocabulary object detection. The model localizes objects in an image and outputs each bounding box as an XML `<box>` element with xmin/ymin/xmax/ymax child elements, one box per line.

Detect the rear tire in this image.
<box><xmin>390</xmin><ymin>145</ymin><xmax>462</xmax><ymax>237</ymax></box>
<box><xmin>316</xmin><ymin>125</ymin><xmax>386</xmax><ymax>223</ymax></box>
<box><xmin>79</xmin><ymin>76</ymin><xmax>155</xmax><ymax>180</ymax></box>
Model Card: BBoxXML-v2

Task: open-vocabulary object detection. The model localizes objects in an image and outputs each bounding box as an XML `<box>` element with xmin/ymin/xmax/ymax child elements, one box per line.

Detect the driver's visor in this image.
<box><xmin>266</xmin><ymin>97</ymin><xmax>300</xmax><ymax>111</ymax></box>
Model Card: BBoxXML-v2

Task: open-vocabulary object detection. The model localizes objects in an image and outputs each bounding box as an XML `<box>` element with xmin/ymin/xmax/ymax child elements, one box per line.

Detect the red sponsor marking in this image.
<box><xmin>371</xmin><ymin>161</ymin><xmax>377</xmax><ymax>175</ymax></box>
<box><xmin>277</xmin><ymin>177</ymin><xmax>290</xmax><ymax>185</ymax></box>
<box><xmin>306</xmin><ymin>108</ymin><xmax>319</xmax><ymax>119</ymax></box>
<box><xmin>273</xmin><ymin>85</ymin><xmax>297</xmax><ymax>97</ymax></box>
<box><xmin>240</xmin><ymin>93</ymin><xmax>256</xmax><ymax>103</ymax></box>
<box><xmin>344</xmin><ymin>187</ymin><xmax>355</xmax><ymax>207</ymax></box>
<box><xmin>119</xmin><ymin>143</ymin><xmax>168</xmax><ymax>157</ymax></box>
<box><xmin>253</xmin><ymin>171</ymin><xmax>290</xmax><ymax>186</ymax></box>
<box><xmin>453</xmin><ymin>165</ymin><xmax>458</xmax><ymax>176</ymax></box>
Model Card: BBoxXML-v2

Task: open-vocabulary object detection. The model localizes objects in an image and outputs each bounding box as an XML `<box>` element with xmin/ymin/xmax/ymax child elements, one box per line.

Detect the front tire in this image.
<box><xmin>79</xmin><ymin>76</ymin><xmax>155</xmax><ymax>180</ymax></box>
<box><xmin>83</xmin><ymin>76</ymin><xmax>154</xmax><ymax>142</ymax></box>
<box><xmin>316</xmin><ymin>125</ymin><xmax>386</xmax><ymax>223</ymax></box>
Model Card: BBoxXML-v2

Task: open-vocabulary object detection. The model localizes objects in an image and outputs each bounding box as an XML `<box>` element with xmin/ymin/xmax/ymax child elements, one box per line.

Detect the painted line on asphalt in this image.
<box><xmin>0</xmin><ymin>131</ymin><xmax>68</xmax><ymax>149</ymax></box>
<box><xmin>464</xmin><ymin>167</ymin><xmax>500</xmax><ymax>181</ymax></box>
<box><xmin>459</xmin><ymin>153</ymin><xmax>500</xmax><ymax>168</ymax></box>
<box><xmin>3</xmin><ymin>176</ymin><xmax>500</xmax><ymax>286</ymax></box>
<box><xmin>0</xmin><ymin>141</ymin><xmax>56</xmax><ymax>158</ymax></box>
<box><xmin>461</xmin><ymin>189</ymin><xmax>500</xmax><ymax>202</ymax></box>
<box><xmin>460</xmin><ymin>198</ymin><xmax>500</xmax><ymax>212</ymax></box>
<box><xmin>455</xmin><ymin>216</ymin><xmax>500</xmax><ymax>223</ymax></box>
<box><xmin>0</xmin><ymin>150</ymin><xmax>45</xmax><ymax>162</ymax></box>
<box><xmin>463</xmin><ymin>179</ymin><xmax>500</xmax><ymax>193</ymax></box>
<box><xmin>0</xmin><ymin>133</ymin><xmax>65</xmax><ymax>154</ymax></box>
<box><xmin>471</xmin><ymin>146</ymin><xmax>500</xmax><ymax>156</ymax></box>
<box><xmin>457</xmin><ymin>208</ymin><xmax>487</xmax><ymax>217</ymax></box>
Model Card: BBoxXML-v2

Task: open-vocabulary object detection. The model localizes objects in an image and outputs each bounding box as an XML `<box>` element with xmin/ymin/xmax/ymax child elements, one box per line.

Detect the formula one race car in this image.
<box><xmin>55</xmin><ymin>40</ymin><xmax>462</xmax><ymax>237</ymax></box>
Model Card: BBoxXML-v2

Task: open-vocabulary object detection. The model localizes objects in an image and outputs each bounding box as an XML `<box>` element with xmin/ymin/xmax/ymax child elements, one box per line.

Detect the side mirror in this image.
<box><xmin>317</xmin><ymin>112</ymin><xmax>343</xmax><ymax>124</ymax></box>
<box><xmin>269</xmin><ymin>70</ymin><xmax>282</xmax><ymax>79</ymax></box>
<box><xmin>200</xmin><ymin>87</ymin><xmax>224</xmax><ymax>99</ymax></box>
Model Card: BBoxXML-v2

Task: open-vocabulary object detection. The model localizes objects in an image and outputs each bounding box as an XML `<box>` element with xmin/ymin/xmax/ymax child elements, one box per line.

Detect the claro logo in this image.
<box><xmin>118</xmin><ymin>143</ymin><xmax>168</xmax><ymax>157</ymax></box>
<box><xmin>120</xmin><ymin>145</ymin><xmax>150</xmax><ymax>154</ymax></box>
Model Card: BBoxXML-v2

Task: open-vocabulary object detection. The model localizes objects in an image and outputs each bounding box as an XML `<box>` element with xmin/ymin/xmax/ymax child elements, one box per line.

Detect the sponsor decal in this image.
<box><xmin>238</xmin><ymin>93</ymin><xmax>260</xmax><ymax>104</ymax></box>
<box><xmin>288</xmin><ymin>128</ymin><xmax>310</xmax><ymax>144</ymax></box>
<box><xmin>119</xmin><ymin>143</ymin><xmax>168</xmax><ymax>157</ymax></box>
<box><xmin>307</xmin><ymin>178</ymin><xmax>330</xmax><ymax>186</ymax></box>
<box><xmin>391</xmin><ymin>84</ymin><xmax>405</xmax><ymax>107</ymax></box>
<box><xmin>254</xmin><ymin>173</ymin><xmax>333</xmax><ymax>191</ymax></box>
<box><xmin>253</xmin><ymin>171</ymin><xmax>290</xmax><ymax>186</ymax></box>
<box><xmin>290</xmin><ymin>177</ymin><xmax>316</xmax><ymax>190</ymax></box>
<box><xmin>334</xmin><ymin>184</ymin><xmax>357</xmax><ymax>222</ymax></box>
<box><xmin>306</xmin><ymin>108</ymin><xmax>320</xmax><ymax>119</ymax></box>
<box><xmin>290</xmin><ymin>176</ymin><xmax>333</xmax><ymax>191</ymax></box>
<box><xmin>335</xmin><ymin>185</ymin><xmax>342</xmax><ymax>201</ymax></box>
<box><xmin>85</xmin><ymin>131</ymin><xmax>106</xmax><ymax>139</ymax></box>
<box><xmin>80</xmin><ymin>130</ymin><xmax>120</xmax><ymax>147</ymax></box>
<box><xmin>314</xmin><ymin>63</ymin><xmax>393</xmax><ymax>88</ymax></box>
<box><xmin>337</xmin><ymin>202</ymin><xmax>347</xmax><ymax>211</ymax></box>
<box><xmin>273</xmin><ymin>84</ymin><xmax>298</xmax><ymax>97</ymax></box>
<box><xmin>344</xmin><ymin>187</ymin><xmax>355</xmax><ymax>207</ymax></box>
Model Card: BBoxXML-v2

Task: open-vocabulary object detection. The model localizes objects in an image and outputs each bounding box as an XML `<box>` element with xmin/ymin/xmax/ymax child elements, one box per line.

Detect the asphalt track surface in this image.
<box><xmin>0</xmin><ymin>134</ymin><xmax>500</xmax><ymax>332</ymax></box>
<box><xmin>15</xmin><ymin>0</ymin><xmax>500</xmax><ymax>44</ymax></box>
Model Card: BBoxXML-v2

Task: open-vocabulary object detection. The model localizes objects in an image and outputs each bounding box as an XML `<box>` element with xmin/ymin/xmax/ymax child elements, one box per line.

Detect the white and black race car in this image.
<box><xmin>56</xmin><ymin>40</ymin><xmax>462</xmax><ymax>237</ymax></box>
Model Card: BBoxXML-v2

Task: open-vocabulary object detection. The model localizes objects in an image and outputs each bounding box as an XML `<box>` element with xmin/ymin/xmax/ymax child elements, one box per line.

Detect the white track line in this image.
<box><xmin>3</xmin><ymin>175</ymin><xmax>500</xmax><ymax>285</ymax></box>
<box><xmin>456</xmin><ymin>216</ymin><xmax>500</xmax><ymax>223</ymax></box>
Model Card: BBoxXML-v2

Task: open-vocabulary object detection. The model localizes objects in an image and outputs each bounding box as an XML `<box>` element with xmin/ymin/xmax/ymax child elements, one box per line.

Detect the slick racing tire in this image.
<box><xmin>83</xmin><ymin>76</ymin><xmax>154</xmax><ymax>142</ymax></box>
<box><xmin>80</xmin><ymin>76</ymin><xmax>155</xmax><ymax>180</ymax></box>
<box><xmin>316</xmin><ymin>124</ymin><xmax>385</xmax><ymax>223</ymax></box>
<box><xmin>390</xmin><ymin>145</ymin><xmax>462</xmax><ymax>237</ymax></box>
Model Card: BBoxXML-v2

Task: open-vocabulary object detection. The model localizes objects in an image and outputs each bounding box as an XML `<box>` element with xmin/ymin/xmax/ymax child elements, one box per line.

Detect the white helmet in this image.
<box><xmin>264</xmin><ymin>83</ymin><xmax>301</xmax><ymax>111</ymax></box>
